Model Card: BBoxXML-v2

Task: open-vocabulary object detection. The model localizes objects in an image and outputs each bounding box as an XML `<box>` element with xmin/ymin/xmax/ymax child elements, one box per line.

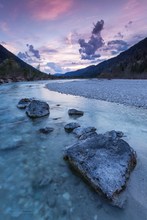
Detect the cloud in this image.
<box><xmin>106</xmin><ymin>40</ymin><xmax>129</xmax><ymax>55</ymax></box>
<box><xmin>65</xmin><ymin>31</ymin><xmax>81</xmax><ymax>46</ymax></box>
<box><xmin>78</xmin><ymin>20</ymin><xmax>104</xmax><ymax>60</ymax></box>
<box><xmin>40</xmin><ymin>47</ymin><xmax>58</xmax><ymax>54</ymax></box>
<box><xmin>45</xmin><ymin>62</ymin><xmax>64</xmax><ymax>74</ymax></box>
<box><xmin>0</xmin><ymin>41</ymin><xmax>7</xmax><ymax>45</ymax></box>
<box><xmin>29</xmin><ymin>0</ymin><xmax>73</xmax><ymax>21</ymax></box>
<box><xmin>26</xmin><ymin>44</ymin><xmax>41</xmax><ymax>59</ymax></box>
<box><xmin>114</xmin><ymin>32</ymin><xmax>124</xmax><ymax>39</ymax></box>
<box><xmin>17</xmin><ymin>52</ymin><xmax>30</xmax><ymax>60</ymax></box>
<box><xmin>125</xmin><ymin>20</ymin><xmax>133</xmax><ymax>29</ymax></box>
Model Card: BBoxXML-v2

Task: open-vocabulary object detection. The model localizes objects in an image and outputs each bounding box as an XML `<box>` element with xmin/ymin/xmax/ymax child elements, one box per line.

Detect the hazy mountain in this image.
<box><xmin>64</xmin><ymin>37</ymin><xmax>147</xmax><ymax>79</ymax></box>
<box><xmin>0</xmin><ymin>44</ymin><xmax>50</xmax><ymax>83</ymax></box>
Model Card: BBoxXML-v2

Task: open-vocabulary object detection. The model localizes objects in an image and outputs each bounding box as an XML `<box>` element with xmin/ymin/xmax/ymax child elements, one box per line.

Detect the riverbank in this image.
<box><xmin>47</xmin><ymin>79</ymin><xmax>147</xmax><ymax>108</ymax></box>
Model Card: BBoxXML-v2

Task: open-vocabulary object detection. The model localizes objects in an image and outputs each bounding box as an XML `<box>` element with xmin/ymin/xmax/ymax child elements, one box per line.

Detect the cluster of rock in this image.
<box><xmin>17</xmin><ymin>98</ymin><xmax>50</xmax><ymax>118</ymax></box>
<box><xmin>17</xmin><ymin>98</ymin><xmax>137</xmax><ymax>207</ymax></box>
<box><xmin>64</xmin><ymin>122</ymin><xmax>137</xmax><ymax>207</ymax></box>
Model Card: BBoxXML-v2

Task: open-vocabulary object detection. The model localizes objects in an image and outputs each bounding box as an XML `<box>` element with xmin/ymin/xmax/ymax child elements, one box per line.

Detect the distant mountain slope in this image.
<box><xmin>0</xmin><ymin>44</ymin><xmax>50</xmax><ymax>83</ymax></box>
<box><xmin>65</xmin><ymin>37</ymin><xmax>147</xmax><ymax>78</ymax></box>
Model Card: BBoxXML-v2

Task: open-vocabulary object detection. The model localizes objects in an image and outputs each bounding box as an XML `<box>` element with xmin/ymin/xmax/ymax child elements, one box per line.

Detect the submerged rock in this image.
<box><xmin>39</xmin><ymin>127</ymin><xmax>54</xmax><ymax>134</ymax></box>
<box><xmin>26</xmin><ymin>100</ymin><xmax>50</xmax><ymax>118</ymax></box>
<box><xmin>17</xmin><ymin>98</ymin><xmax>32</xmax><ymax>109</ymax></box>
<box><xmin>64</xmin><ymin>133</ymin><xmax>137</xmax><ymax>207</ymax></box>
<box><xmin>64</xmin><ymin>122</ymin><xmax>80</xmax><ymax>133</ymax></box>
<box><xmin>68</xmin><ymin>109</ymin><xmax>84</xmax><ymax>116</ymax></box>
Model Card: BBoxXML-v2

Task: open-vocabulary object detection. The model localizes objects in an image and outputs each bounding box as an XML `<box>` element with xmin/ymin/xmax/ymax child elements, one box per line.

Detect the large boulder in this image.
<box><xmin>17</xmin><ymin>98</ymin><xmax>32</xmax><ymax>109</ymax></box>
<box><xmin>64</xmin><ymin>133</ymin><xmax>137</xmax><ymax>207</ymax></box>
<box><xmin>64</xmin><ymin>122</ymin><xmax>80</xmax><ymax>133</ymax></box>
<box><xmin>26</xmin><ymin>100</ymin><xmax>50</xmax><ymax>118</ymax></box>
<box><xmin>68</xmin><ymin>109</ymin><xmax>84</xmax><ymax>116</ymax></box>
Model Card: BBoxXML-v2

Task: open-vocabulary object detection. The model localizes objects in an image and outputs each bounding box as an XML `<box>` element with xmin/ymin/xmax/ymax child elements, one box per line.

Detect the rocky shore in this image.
<box><xmin>47</xmin><ymin>79</ymin><xmax>147</xmax><ymax>108</ymax></box>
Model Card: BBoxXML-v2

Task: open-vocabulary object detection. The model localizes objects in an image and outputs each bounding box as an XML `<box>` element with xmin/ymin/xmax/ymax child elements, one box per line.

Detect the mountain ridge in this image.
<box><xmin>64</xmin><ymin>37</ymin><xmax>147</xmax><ymax>79</ymax></box>
<box><xmin>0</xmin><ymin>44</ymin><xmax>50</xmax><ymax>83</ymax></box>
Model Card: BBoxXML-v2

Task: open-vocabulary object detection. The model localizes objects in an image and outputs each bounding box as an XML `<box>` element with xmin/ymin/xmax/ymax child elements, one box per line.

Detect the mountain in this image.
<box><xmin>0</xmin><ymin>44</ymin><xmax>50</xmax><ymax>83</ymax></box>
<box><xmin>64</xmin><ymin>37</ymin><xmax>147</xmax><ymax>79</ymax></box>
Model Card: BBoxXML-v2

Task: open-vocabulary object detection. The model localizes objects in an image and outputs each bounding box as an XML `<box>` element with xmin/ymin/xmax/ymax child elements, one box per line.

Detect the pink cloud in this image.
<box><xmin>29</xmin><ymin>0</ymin><xmax>73</xmax><ymax>20</ymax></box>
<box><xmin>122</xmin><ymin>0</ymin><xmax>146</xmax><ymax>21</ymax></box>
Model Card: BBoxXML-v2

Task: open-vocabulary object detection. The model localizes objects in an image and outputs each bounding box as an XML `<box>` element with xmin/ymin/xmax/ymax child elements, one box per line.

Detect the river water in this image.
<box><xmin>0</xmin><ymin>80</ymin><xmax>147</xmax><ymax>220</ymax></box>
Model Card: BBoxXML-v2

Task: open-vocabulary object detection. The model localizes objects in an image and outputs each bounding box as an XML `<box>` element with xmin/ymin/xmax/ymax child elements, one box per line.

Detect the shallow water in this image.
<box><xmin>0</xmin><ymin>80</ymin><xmax>147</xmax><ymax>220</ymax></box>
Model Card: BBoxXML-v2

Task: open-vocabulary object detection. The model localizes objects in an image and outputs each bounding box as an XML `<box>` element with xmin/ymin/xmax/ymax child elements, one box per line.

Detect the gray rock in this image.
<box><xmin>64</xmin><ymin>133</ymin><xmax>137</xmax><ymax>207</ymax></box>
<box><xmin>73</xmin><ymin>127</ymin><xmax>97</xmax><ymax>138</ymax></box>
<box><xmin>64</xmin><ymin>122</ymin><xmax>80</xmax><ymax>133</ymax></box>
<box><xmin>79</xmin><ymin>131</ymin><xmax>98</xmax><ymax>140</ymax></box>
<box><xmin>104</xmin><ymin>130</ymin><xmax>124</xmax><ymax>140</ymax></box>
<box><xmin>26</xmin><ymin>100</ymin><xmax>50</xmax><ymax>118</ymax></box>
<box><xmin>39</xmin><ymin>127</ymin><xmax>54</xmax><ymax>134</ymax></box>
<box><xmin>68</xmin><ymin>109</ymin><xmax>84</xmax><ymax>116</ymax></box>
<box><xmin>17</xmin><ymin>98</ymin><xmax>32</xmax><ymax>109</ymax></box>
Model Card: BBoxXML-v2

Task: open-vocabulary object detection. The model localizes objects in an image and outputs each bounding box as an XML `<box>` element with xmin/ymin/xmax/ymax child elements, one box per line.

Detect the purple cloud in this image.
<box><xmin>78</xmin><ymin>20</ymin><xmax>104</xmax><ymax>60</ymax></box>
<box><xmin>27</xmin><ymin>44</ymin><xmax>40</xmax><ymax>59</ymax></box>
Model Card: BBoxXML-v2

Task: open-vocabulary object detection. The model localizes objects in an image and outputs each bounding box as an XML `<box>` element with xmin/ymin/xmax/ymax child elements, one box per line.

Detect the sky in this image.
<box><xmin>0</xmin><ymin>0</ymin><xmax>147</xmax><ymax>74</ymax></box>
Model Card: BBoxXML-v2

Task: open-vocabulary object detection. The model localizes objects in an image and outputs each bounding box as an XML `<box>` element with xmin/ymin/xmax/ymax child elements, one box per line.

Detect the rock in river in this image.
<box><xmin>64</xmin><ymin>122</ymin><xmax>80</xmax><ymax>133</ymax></box>
<box><xmin>73</xmin><ymin>127</ymin><xmax>97</xmax><ymax>139</ymax></box>
<box><xmin>39</xmin><ymin>127</ymin><xmax>54</xmax><ymax>134</ymax></box>
<box><xmin>64</xmin><ymin>133</ymin><xmax>137</xmax><ymax>207</ymax></box>
<box><xmin>17</xmin><ymin>98</ymin><xmax>32</xmax><ymax>109</ymax></box>
<box><xmin>68</xmin><ymin>109</ymin><xmax>84</xmax><ymax>116</ymax></box>
<box><xmin>26</xmin><ymin>100</ymin><xmax>50</xmax><ymax>118</ymax></box>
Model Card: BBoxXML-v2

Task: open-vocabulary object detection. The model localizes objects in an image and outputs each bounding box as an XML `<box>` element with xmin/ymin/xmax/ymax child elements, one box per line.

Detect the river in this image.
<box><xmin>0</xmin><ymin>80</ymin><xmax>147</xmax><ymax>220</ymax></box>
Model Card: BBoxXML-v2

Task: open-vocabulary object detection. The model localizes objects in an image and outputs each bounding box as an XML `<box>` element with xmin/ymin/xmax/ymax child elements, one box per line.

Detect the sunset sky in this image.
<box><xmin>0</xmin><ymin>0</ymin><xmax>147</xmax><ymax>74</ymax></box>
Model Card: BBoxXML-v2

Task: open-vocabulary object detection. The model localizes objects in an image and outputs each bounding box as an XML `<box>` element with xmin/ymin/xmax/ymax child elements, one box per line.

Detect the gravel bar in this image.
<box><xmin>47</xmin><ymin>79</ymin><xmax>147</xmax><ymax>108</ymax></box>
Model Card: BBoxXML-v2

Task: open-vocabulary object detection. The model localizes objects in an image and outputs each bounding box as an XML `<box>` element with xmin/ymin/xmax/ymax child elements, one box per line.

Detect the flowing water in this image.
<box><xmin>0</xmin><ymin>80</ymin><xmax>147</xmax><ymax>220</ymax></box>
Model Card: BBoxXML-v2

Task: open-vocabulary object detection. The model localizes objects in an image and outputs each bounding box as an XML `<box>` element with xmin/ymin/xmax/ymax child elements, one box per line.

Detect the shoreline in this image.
<box><xmin>46</xmin><ymin>79</ymin><xmax>147</xmax><ymax>109</ymax></box>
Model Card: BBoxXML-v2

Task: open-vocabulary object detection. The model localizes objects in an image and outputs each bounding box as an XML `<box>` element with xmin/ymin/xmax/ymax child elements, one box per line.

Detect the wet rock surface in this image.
<box><xmin>26</xmin><ymin>100</ymin><xmax>50</xmax><ymax>118</ymax></box>
<box><xmin>17</xmin><ymin>98</ymin><xmax>32</xmax><ymax>109</ymax></box>
<box><xmin>64</xmin><ymin>132</ymin><xmax>137</xmax><ymax>207</ymax></box>
<box><xmin>39</xmin><ymin>127</ymin><xmax>54</xmax><ymax>134</ymax></box>
<box><xmin>68</xmin><ymin>109</ymin><xmax>84</xmax><ymax>116</ymax></box>
<box><xmin>64</xmin><ymin>122</ymin><xmax>80</xmax><ymax>133</ymax></box>
<box><xmin>73</xmin><ymin>127</ymin><xmax>97</xmax><ymax>138</ymax></box>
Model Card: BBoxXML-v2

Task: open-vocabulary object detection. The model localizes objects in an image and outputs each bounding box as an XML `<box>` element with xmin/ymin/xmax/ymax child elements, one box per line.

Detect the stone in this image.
<box><xmin>79</xmin><ymin>131</ymin><xmax>98</xmax><ymax>140</ymax></box>
<box><xmin>64</xmin><ymin>122</ymin><xmax>80</xmax><ymax>133</ymax></box>
<box><xmin>39</xmin><ymin>127</ymin><xmax>54</xmax><ymax>134</ymax></box>
<box><xmin>26</xmin><ymin>100</ymin><xmax>50</xmax><ymax>118</ymax></box>
<box><xmin>64</xmin><ymin>133</ymin><xmax>137</xmax><ymax>207</ymax></box>
<box><xmin>104</xmin><ymin>130</ymin><xmax>124</xmax><ymax>140</ymax></box>
<box><xmin>17</xmin><ymin>98</ymin><xmax>32</xmax><ymax>109</ymax></box>
<box><xmin>73</xmin><ymin>127</ymin><xmax>97</xmax><ymax>138</ymax></box>
<box><xmin>68</xmin><ymin>109</ymin><xmax>84</xmax><ymax>116</ymax></box>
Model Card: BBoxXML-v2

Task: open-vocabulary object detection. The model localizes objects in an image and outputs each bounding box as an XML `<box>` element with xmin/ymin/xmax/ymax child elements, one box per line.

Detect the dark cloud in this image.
<box><xmin>114</xmin><ymin>32</ymin><xmax>124</xmax><ymax>39</ymax></box>
<box><xmin>17</xmin><ymin>51</ymin><xmax>30</xmax><ymax>59</ymax></box>
<box><xmin>125</xmin><ymin>21</ymin><xmax>133</xmax><ymax>29</ymax></box>
<box><xmin>41</xmin><ymin>48</ymin><xmax>58</xmax><ymax>53</ymax></box>
<box><xmin>107</xmin><ymin>40</ymin><xmax>129</xmax><ymax>55</ymax></box>
<box><xmin>27</xmin><ymin>44</ymin><xmax>40</xmax><ymax>59</ymax></box>
<box><xmin>46</xmin><ymin>62</ymin><xmax>63</xmax><ymax>74</ymax></box>
<box><xmin>78</xmin><ymin>20</ymin><xmax>104</xmax><ymax>60</ymax></box>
